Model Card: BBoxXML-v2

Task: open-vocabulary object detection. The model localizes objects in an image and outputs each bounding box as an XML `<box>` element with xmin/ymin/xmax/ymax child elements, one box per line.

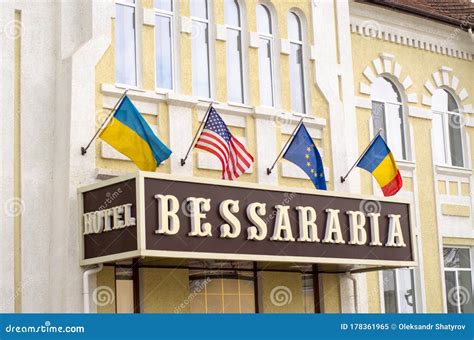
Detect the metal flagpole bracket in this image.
<box><xmin>80</xmin><ymin>88</ymin><xmax>130</xmax><ymax>155</ymax></box>
<box><xmin>266</xmin><ymin>117</ymin><xmax>304</xmax><ymax>176</ymax></box>
<box><xmin>180</xmin><ymin>103</ymin><xmax>213</xmax><ymax>166</ymax></box>
<box><xmin>340</xmin><ymin>128</ymin><xmax>383</xmax><ymax>183</ymax></box>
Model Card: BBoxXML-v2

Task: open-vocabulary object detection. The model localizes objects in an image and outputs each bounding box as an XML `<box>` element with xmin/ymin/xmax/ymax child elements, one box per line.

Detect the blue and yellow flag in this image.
<box><xmin>283</xmin><ymin>124</ymin><xmax>326</xmax><ymax>190</ymax></box>
<box><xmin>357</xmin><ymin>135</ymin><xmax>402</xmax><ymax>196</ymax></box>
<box><xmin>100</xmin><ymin>96</ymin><xmax>171</xmax><ymax>171</ymax></box>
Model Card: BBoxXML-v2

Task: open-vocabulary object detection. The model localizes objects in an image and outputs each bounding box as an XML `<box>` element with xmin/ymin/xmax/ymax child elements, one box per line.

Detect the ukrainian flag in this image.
<box><xmin>357</xmin><ymin>135</ymin><xmax>402</xmax><ymax>196</ymax></box>
<box><xmin>100</xmin><ymin>96</ymin><xmax>171</xmax><ymax>171</ymax></box>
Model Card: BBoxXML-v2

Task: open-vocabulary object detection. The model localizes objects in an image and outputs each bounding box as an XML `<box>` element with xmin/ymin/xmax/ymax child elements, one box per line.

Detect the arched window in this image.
<box><xmin>432</xmin><ymin>89</ymin><xmax>464</xmax><ymax>167</ymax></box>
<box><xmin>288</xmin><ymin>12</ymin><xmax>305</xmax><ymax>113</ymax></box>
<box><xmin>115</xmin><ymin>0</ymin><xmax>138</xmax><ymax>86</ymax></box>
<box><xmin>371</xmin><ymin>76</ymin><xmax>407</xmax><ymax>160</ymax></box>
<box><xmin>257</xmin><ymin>4</ymin><xmax>274</xmax><ymax>107</ymax></box>
<box><xmin>154</xmin><ymin>0</ymin><xmax>174</xmax><ymax>90</ymax></box>
<box><xmin>191</xmin><ymin>0</ymin><xmax>211</xmax><ymax>98</ymax></box>
<box><xmin>225</xmin><ymin>0</ymin><xmax>244</xmax><ymax>103</ymax></box>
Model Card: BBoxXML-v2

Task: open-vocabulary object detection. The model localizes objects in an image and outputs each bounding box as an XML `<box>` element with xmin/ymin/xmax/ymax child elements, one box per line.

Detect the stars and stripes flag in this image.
<box><xmin>195</xmin><ymin>107</ymin><xmax>254</xmax><ymax>180</ymax></box>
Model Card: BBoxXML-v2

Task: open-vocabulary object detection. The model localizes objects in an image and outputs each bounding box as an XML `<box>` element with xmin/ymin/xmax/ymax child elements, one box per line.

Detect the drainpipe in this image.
<box><xmin>345</xmin><ymin>272</ymin><xmax>359</xmax><ymax>313</ymax></box>
<box><xmin>83</xmin><ymin>264</ymin><xmax>103</xmax><ymax>313</ymax></box>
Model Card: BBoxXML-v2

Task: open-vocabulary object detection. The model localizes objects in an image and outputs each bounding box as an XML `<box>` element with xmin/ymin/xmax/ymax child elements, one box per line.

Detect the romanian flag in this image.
<box><xmin>100</xmin><ymin>96</ymin><xmax>171</xmax><ymax>171</ymax></box>
<box><xmin>356</xmin><ymin>135</ymin><xmax>402</xmax><ymax>196</ymax></box>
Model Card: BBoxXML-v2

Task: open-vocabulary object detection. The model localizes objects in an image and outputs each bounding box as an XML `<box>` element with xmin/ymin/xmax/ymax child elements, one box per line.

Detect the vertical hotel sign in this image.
<box><xmin>78</xmin><ymin>172</ymin><xmax>416</xmax><ymax>267</ymax></box>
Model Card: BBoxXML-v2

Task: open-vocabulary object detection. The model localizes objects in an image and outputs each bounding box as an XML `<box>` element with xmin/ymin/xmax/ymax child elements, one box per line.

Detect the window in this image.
<box><xmin>191</xmin><ymin>0</ymin><xmax>211</xmax><ymax>98</ymax></box>
<box><xmin>154</xmin><ymin>0</ymin><xmax>174</xmax><ymax>90</ymax></box>
<box><xmin>257</xmin><ymin>4</ymin><xmax>274</xmax><ymax>107</ymax></box>
<box><xmin>189</xmin><ymin>269</ymin><xmax>255</xmax><ymax>313</ymax></box>
<box><xmin>432</xmin><ymin>89</ymin><xmax>464</xmax><ymax>167</ymax></box>
<box><xmin>115</xmin><ymin>0</ymin><xmax>138</xmax><ymax>86</ymax></box>
<box><xmin>371</xmin><ymin>77</ymin><xmax>407</xmax><ymax>160</ymax></box>
<box><xmin>225</xmin><ymin>0</ymin><xmax>244</xmax><ymax>103</ymax></box>
<box><xmin>444</xmin><ymin>247</ymin><xmax>474</xmax><ymax>313</ymax></box>
<box><xmin>382</xmin><ymin>268</ymin><xmax>416</xmax><ymax>313</ymax></box>
<box><xmin>288</xmin><ymin>12</ymin><xmax>305</xmax><ymax>113</ymax></box>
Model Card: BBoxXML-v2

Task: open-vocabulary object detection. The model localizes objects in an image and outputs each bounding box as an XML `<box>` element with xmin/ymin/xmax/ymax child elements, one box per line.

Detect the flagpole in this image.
<box><xmin>340</xmin><ymin>128</ymin><xmax>383</xmax><ymax>183</ymax></box>
<box><xmin>81</xmin><ymin>89</ymin><xmax>130</xmax><ymax>155</ymax></box>
<box><xmin>266</xmin><ymin>117</ymin><xmax>304</xmax><ymax>175</ymax></box>
<box><xmin>180</xmin><ymin>103</ymin><xmax>213</xmax><ymax>166</ymax></box>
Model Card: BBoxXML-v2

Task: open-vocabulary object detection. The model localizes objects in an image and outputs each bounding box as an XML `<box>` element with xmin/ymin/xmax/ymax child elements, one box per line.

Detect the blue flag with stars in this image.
<box><xmin>283</xmin><ymin>124</ymin><xmax>327</xmax><ymax>190</ymax></box>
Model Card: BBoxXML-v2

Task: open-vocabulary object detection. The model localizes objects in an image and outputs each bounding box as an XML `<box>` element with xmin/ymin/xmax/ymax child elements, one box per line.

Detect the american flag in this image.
<box><xmin>195</xmin><ymin>107</ymin><xmax>254</xmax><ymax>180</ymax></box>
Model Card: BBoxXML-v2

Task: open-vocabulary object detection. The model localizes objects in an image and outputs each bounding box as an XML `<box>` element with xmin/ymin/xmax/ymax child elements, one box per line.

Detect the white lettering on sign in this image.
<box><xmin>84</xmin><ymin>198</ymin><xmax>407</xmax><ymax>249</ymax></box>
<box><xmin>83</xmin><ymin>203</ymin><xmax>135</xmax><ymax>235</ymax></box>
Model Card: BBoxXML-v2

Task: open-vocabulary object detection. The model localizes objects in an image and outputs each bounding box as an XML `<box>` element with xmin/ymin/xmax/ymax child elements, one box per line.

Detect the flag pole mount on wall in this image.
<box><xmin>80</xmin><ymin>89</ymin><xmax>130</xmax><ymax>155</ymax></box>
<box><xmin>180</xmin><ymin>103</ymin><xmax>213</xmax><ymax>166</ymax></box>
<box><xmin>266</xmin><ymin>117</ymin><xmax>304</xmax><ymax>175</ymax></box>
<box><xmin>340</xmin><ymin>128</ymin><xmax>383</xmax><ymax>183</ymax></box>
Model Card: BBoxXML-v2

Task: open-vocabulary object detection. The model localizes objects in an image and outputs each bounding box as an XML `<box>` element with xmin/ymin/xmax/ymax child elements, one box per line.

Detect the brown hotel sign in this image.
<box><xmin>78</xmin><ymin>172</ymin><xmax>416</xmax><ymax>267</ymax></box>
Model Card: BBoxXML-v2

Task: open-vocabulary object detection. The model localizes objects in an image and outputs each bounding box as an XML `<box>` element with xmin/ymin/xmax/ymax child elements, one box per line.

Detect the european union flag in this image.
<box><xmin>283</xmin><ymin>124</ymin><xmax>327</xmax><ymax>190</ymax></box>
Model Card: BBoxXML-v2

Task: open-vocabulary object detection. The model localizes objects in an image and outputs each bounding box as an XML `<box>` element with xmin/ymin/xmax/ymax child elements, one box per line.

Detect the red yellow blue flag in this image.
<box><xmin>356</xmin><ymin>135</ymin><xmax>402</xmax><ymax>196</ymax></box>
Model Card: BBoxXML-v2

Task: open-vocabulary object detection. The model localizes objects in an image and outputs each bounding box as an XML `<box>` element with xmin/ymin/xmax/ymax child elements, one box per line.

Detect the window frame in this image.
<box><xmin>190</xmin><ymin>0</ymin><xmax>213</xmax><ymax>100</ymax></box>
<box><xmin>431</xmin><ymin>88</ymin><xmax>465</xmax><ymax>168</ymax></box>
<box><xmin>224</xmin><ymin>0</ymin><xmax>245</xmax><ymax>104</ymax></box>
<box><xmin>256</xmin><ymin>3</ymin><xmax>275</xmax><ymax>108</ymax></box>
<box><xmin>153</xmin><ymin>0</ymin><xmax>176</xmax><ymax>92</ymax></box>
<box><xmin>380</xmin><ymin>268</ymin><xmax>417</xmax><ymax>313</ymax></box>
<box><xmin>115</xmin><ymin>0</ymin><xmax>140</xmax><ymax>88</ymax></box>
<box><xmin>287</xmin><ymin>10</ymin><xmax>307</xmax><ymax>114</ymax></box>
<box><xmin>370</xmin><ymin>76</ymin><xmax>409</xmax><ymax>161</ymax></box>
<box><xmin>443</xmin><ymin>246</ymin><xmax>474</xmax><ymax>313</ymax></box>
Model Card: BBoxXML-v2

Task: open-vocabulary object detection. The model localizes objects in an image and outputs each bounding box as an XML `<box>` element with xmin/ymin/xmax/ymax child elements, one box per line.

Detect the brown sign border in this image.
<box><xmin>78</xmin><ymin>172</ymin><xmax>417</xmax><ymax>268</ymax></box>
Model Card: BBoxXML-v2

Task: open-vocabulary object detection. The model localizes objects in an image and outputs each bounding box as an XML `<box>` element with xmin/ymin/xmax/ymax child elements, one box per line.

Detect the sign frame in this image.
<box><xmin>78</xmin><ymin>171</ymin><xmax>418</xmax><ymax>269</ymax></box>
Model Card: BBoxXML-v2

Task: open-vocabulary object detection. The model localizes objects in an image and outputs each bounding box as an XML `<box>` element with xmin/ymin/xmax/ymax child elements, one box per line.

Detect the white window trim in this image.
<box><xmin>442</xmin><ymin>246</ymin><xmax>474</xmax><ymax>314</ymax></box>
<box><xmin>154</xmin><ymin>1</ymin><xmax>176</xmax><ymax>92</ymax></box>
<box><xmin>190</xmin><ymin>0</ymin><xmax>215</xmax><ymax>100</ymax></box>
<box><xmin>224</xmin><ymin>2</ymin><xmax>246</xmax><ymax>105</ymax></box>
<box><xmin>431</xmin><ymin>93</ymin><xmax>466</xmax><ymax>168</ymax></box>
<box><xmin>287</xmin><ymin>10</ymin><xmax>311</xmax><ymax>115</ymax></box>
<box><xmin>370</xmin><ymin>76</ymin><xmax>411</xmax><ymax>162</ymax></box>
<box><xmin>257</xmin><ymin>22</ymin><xmax>275</xmax><ymax>108</ymax></box>
<box><xmin>115</xmin><ymin>0</ymin><xmax>142</xmax><ymax>88</ymax></box>
<box><xmin>379</xmin><ymin>268</ymin><xmax>418</xmax><ymax>313</ymax></box>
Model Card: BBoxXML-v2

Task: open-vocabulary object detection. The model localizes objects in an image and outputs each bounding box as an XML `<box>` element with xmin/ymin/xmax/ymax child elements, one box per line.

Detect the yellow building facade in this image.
<box><xmin>1</xmin><ymin>0</ymin><xmax>472</xmax><ymax>314</ymax></box>
<box><xmin>91</xmin><ymin>0</ymin><xmax>474</xmax><ymax>314</ymax></box>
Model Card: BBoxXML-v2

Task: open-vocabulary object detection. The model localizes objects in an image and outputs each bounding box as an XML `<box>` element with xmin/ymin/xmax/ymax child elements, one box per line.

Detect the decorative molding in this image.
<box><xmin>358</xmin><ymin>53</ymin><xmax>418</xmax><ymax>102</ymax></box>
<box><xmin>421</xmin><ymin>67</ymin><xmax>471</xmax><ymax>109</ymax></box>
<box><xmin>435</xmin><ymin>164</ymin><xmax>473</xmax><ymax>178</ymax></box>
<box><xmin>350</xmin><ymin>2</ymin><xmax>474</xmax><ymax>61</ymax></box>
<box><xmin>215</xmin><ymin>24</ymin><xmax>226</xmax><ymax>41</ymax></box>
<box><xmin>441</xmin><ymin>204</ymin><xmax>470</xmax><ymax>217</ymax></box>
<box><xmin>180</xmin><ymin>16</ymin><xmax>192</xmax><ymax>34</ymax></box>
<box><xmin>143</xmin><ymin>8</ymin><xmax>155</xmax><ymax>26</ymax></box>
<box><xmin>249</xmin><ymin>32</ymin><xmax>259</xmax><ymax>48</ymax></box>
<box><xmin>408</xmin><ymin>106</ymin><xmax>432</xmax><ymax>120</ymax></box>
<box><xmin>280</xmin><ymin>39</ymin><xmax>291</xmax><ymax>55</ymax></box>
